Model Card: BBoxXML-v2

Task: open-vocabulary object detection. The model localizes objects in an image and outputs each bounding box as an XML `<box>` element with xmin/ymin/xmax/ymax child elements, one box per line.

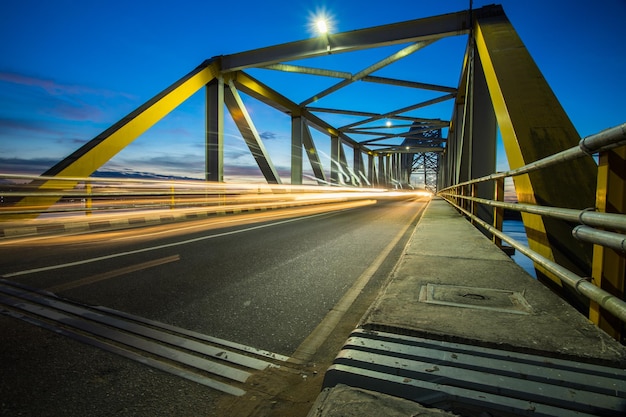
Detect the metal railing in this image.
<box><xmin>438</xmin><ymin>123</ymin><xmax>626</xmax><ymax>328</ymax></box>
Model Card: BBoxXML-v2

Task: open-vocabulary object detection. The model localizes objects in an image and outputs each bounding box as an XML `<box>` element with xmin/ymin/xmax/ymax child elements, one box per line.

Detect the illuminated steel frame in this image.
<box><xmin>13</xmin><ymin>5</ymin><xmax>620</xmax><ymax>334</ymax></box>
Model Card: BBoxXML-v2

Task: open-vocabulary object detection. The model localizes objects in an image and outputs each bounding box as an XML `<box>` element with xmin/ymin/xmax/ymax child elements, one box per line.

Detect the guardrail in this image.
<box><xmin>438</xmin><ymin>123</ymin><xmax>626</xmax><ymax>335</ymax></box>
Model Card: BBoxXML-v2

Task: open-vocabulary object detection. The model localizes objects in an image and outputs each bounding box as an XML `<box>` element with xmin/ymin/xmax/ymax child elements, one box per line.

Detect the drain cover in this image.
<box><xmin>419</xmin><ymin>283</ymin><xmax>533</xmax><ymax>314</ymax></box>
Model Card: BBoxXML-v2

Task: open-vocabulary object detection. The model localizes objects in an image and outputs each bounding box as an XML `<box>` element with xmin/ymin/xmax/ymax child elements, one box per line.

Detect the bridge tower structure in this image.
<box><xmin>399</xmin><ymin>125</ymin><xmax>442</xmax><ymax>193</ymax></box>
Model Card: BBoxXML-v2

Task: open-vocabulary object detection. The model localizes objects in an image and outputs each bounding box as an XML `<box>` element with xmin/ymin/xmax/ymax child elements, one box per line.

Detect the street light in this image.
<box><xmin>315</xmin><ymin>17</ymin><xmax>331</xmax><ymax>52</ymax></box>
<box><xmin>315</xmin><ymin>18</ymin><xmax>329</xmax><ymax>34</ymax></box>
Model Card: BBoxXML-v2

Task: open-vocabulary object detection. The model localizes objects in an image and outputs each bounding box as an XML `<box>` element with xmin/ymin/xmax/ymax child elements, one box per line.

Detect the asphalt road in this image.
<box><xmin>0</xmin><ymin>195</ymin><xmax>428</xmax><ymax>416</ymax></box>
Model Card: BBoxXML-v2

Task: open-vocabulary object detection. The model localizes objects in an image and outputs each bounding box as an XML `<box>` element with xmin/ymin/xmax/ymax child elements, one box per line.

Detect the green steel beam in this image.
<box><xmin>206</xmin><ymin>75</ymin><xmax>224</xmax><ymax>182</ymax></box>
<box><xmin>291</xmin><ymin>116</ymin><xmax>303</xmax><ymax>185</ymax></box>
<box><xmin>302</xmin><ymin>122</ymin><xmax>327</xmax><ymax>184</ymax></box>
<box><xmin>224</xmin><ymin>81</ymin><xmax>282</xmax><ymax>184</ymax></box>
<box><xmin>299</xmin><ymin>40</ymin><xmax>435</xmax><ymax>106</ymax></box>
<box><xmin>219</xmin><ymin>9</ymin><xmax>477</xmax><ymax>72</ymax></box>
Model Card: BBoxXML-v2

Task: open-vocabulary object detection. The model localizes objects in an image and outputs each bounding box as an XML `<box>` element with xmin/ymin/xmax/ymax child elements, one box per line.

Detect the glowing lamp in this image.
<box><xmin>316</xmin><ymin>19</ymin><xmax>329</xmax><ymax>34</ymax></box>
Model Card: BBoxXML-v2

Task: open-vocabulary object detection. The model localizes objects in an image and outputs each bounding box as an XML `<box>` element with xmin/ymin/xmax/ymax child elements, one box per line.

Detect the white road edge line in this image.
<box><xmin>289</xmin><ymin>200</ymin><xmax>430</xmax><ymax>363</ymax></box>
<box><xmin>2</xmin><ymin>211</ymin><xmax>334</xmax><ymax>278</ymax></box>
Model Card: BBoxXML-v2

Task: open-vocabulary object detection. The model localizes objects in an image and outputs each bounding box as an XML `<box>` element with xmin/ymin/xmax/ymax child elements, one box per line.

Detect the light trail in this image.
<box><xmin>106</xmin><ymin>199</ymin><xmax>378</xmax><ymax>243</ymax></box>
<box><xmin>1</xmin><ymin>200</ymin><xmax>378</xmax><ymax>278</ymax></box>
<box><xmin>1</xmin><ymin>173</ymin><xmax>431</xmax><ymax>221</ymax></box>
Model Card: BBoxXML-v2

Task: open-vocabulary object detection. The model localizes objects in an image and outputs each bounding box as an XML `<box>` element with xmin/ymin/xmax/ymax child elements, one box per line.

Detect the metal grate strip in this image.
<box><xmin>323</xmin><ymin>329</ymin><xmax>626</xmax><ymax>416</ymax></box>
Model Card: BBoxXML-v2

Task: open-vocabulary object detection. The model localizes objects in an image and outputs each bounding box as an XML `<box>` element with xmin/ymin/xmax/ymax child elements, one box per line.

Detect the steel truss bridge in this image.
<box><xmin>2</xmin><ymin>2</ymin><xmax>626</xmax><ymax>369</ymax></box>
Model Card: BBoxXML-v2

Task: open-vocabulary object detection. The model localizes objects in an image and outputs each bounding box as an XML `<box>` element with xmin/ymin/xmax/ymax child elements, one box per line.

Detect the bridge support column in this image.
<box><xmin>291</xmin><ymin>116</ymin><xmax>303</xmax><ymax>185</ymax></box>
<box><xmin>383</xmin><ymin>154</ymin><xmax>391</xmax><ymax>187</ymax></box>
<box><xmin>451</xmin><ymin>101</ymin><xmax>465</xmax><ymax>186</ymax></box>
<box><xmin>394</xmin><ymin>153</ymin><xmax>401</xmax><ymax>187</ymax></box>
<box><xmin>368</xmin><ymin>153</ymin><xmax>375</xmax><ymax>187</ymax></box>
<box><xmin>206</xmin><ymin>76</ymin><xmax>224</xmax><ymax>182</ymax></box>
<box><xmin>353</xmin><ymin>148</ymin><xmax>365</xmax><ymax>186</ymax></box>
<box><xmin>378</xmin><ymin>155</ymin><xmax>386</xmax><ymax>187</ymax></box>
<box><xmin>330</xmin><ymin>135</ymin><xmax>341</xmax><ymax>185</ymax></box>
<box><xmin>458</xmin><ymin>42</ymin><xmax>497</xmax><ymax>235</ymax></box>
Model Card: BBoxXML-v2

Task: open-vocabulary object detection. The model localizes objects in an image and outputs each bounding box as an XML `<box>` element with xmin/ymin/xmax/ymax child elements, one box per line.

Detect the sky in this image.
<box><xmin>1</xmin><ymin>0</ymin><xmax>625</xmax><ymax>184</ymax></box>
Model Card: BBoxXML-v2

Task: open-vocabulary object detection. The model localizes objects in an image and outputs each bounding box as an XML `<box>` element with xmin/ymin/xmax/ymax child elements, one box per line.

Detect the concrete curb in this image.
<box><xmin>308</xmin><ymin>197</ymin><xmax>626</xmax><ymax>416</ymax></box>
<box><xmin>307</xmin><ymin>384</ymin><xmax>457</xmax><ymax>417</ymax></box>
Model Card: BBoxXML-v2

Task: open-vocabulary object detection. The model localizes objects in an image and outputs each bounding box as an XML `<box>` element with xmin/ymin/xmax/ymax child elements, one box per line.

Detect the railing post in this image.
<box><xmin>589</xmin><ymin>146</ymin><xmax>626</xmax><ymax>343</ymax></box>
<box><xmin>493</xmin><ymin>178</ymin><xmax>504</xmax><ymax>247</ymax></box>
<box><xmin>470</xmin><ymin>183</ymin><xmax>476</xmax><ymax>225</ymax></box>
<box><xmin>459</xmin><ymin>185</ymin><xmax>465</xmax><ymax>211</ymax></box>
<box><xmin>85</xmin><ymin>181</ymin><xmax>92</xmax><ymax>216</ymax></box>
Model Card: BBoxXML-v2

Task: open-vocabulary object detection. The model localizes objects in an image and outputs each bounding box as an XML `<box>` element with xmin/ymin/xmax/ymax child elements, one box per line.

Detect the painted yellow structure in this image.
<box><xmin>474</xmin><ymin>13</ymin><xmax>598</xmax><ymax>307</ymax></box>
<box><xmin>590</xmin><ymin>146</ymin><xmax>626</xmax><ymax>342</ymax></box>
<box><xmin>10</xmin><ymin>61</ymin><xmax>219</xmax><ymax>216</ymax></box>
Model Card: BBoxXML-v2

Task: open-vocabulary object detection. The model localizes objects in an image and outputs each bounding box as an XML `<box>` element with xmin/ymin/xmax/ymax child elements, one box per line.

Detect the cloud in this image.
<box><xmin>48</xmin><ymin>98</ymin><xmax>108</xmax><ymax>122</ymax></box>
<box><xmin>0</xmin><ymin>71</ymin><xmax>135</xmax><ymax>99</ymax></box>
<box><xmin>0</xmin><ymin>71</ymin><xmax>137</xmax><ymax>124</ymax></box>
<box><xmin>224</xmin><ymin>165</ymin><xmax>265</xmax><ymax>181</ymax></box>
<box><xmin>224</xmin><ymin>147</ymin><xmax>253</xmax><ymax>162</ymax></box>
<box><xmin>99</xmin><ymin>152</ymin><xmax>208</xmax><ymax>180</ymax></box>
<box><xmin>0</xmin><ymin>117</ymin><xmax>97</xmax><ymax>152</ymax></box>
<box><xmin>260</xmin><ymin>131</ymin><xmax>278</xmax><ymax>140</ymax></box>
<box><xmin>92</xmin><ymin>169</ymin><xmax>200</xmax><ymax>181</ymax></box>
<box><xmin>0</xmin><ymin>117</ymin><xmax>56</xmax><ymax>136</ymax></box>
<box><xmin>0</xmin><ymin>157</ymin><xmax>58</xmax><ymax>175</ymax></box>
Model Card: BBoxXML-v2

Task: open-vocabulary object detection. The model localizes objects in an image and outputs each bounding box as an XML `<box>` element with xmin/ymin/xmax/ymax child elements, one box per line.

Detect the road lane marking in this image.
<box><xmin>2</xmin><ymin>210</ymin><xmax>338</xmax><ymax>278</ymax></box>
<box><xmin>289</xmin><ymin>200</ymin><xmax>429</xmax><ymax>363</ymax></box>
<box><xmin>46</xmin><ymin>254</ymin><xmax>181</xmax><ymax>293</ymax></box>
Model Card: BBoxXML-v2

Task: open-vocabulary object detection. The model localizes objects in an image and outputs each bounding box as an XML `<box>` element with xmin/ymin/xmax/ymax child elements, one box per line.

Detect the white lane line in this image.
<box><xmin>46</xmin><ymin>254</ymin><xmax>181</xmax><ymax>293</ymax></box>
<box><xmin>2</xmin><ymin>211</ymin><xmax>333</xmax><ymax>278</ymax></box>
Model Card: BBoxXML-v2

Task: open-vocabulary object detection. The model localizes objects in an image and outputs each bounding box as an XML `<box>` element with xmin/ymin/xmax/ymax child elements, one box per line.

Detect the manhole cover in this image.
<box><xmin>419</xmin><ymin>283</ymin><xmax>533</xmax><ymax>315</ymax></box>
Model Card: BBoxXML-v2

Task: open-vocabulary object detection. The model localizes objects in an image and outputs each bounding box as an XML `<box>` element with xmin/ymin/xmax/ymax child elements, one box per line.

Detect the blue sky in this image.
<box><xmin>1</xmin><ymin>0</ymin><xmax>625</xmax><ymax>183</ymax></box>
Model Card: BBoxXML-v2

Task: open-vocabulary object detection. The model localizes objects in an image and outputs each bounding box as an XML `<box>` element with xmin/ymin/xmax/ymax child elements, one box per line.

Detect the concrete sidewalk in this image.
<box><xmin>309</xmin><ymin>198</ymin><xmax>626</xmax><ymax>416</ymax></box>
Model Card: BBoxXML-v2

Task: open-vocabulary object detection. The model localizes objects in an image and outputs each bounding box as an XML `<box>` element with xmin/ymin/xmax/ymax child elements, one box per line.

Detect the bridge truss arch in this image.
<box><xmin>10</xmin><ymin>4</ymin><xmax>616</xmax><ymax>333</ymax></box>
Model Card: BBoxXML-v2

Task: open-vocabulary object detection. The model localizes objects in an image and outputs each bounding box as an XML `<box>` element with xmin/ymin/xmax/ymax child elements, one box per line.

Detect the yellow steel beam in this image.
<box><xmin>230</xmin><ymin>71</ymin><xmax>300</xmax><ymax>116</ymax></box>
<box><xmin>474</xmin><ymin>10</ymin><xmax>597</xmax><ymax>308</ymax></box>
<box><xmin>231</xmin><ymin>70</ymin><xmax>363</xmax><ymax>151</ymax></box>
<box><xmin>590</xmin><ymin>146</ymin><xmax>626</xmax><ymax>342</ymax></box>
<box><xmin>11</xmin><ymin>61</ymin><xmax>218</xmax><ymax>217</ymax></box>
